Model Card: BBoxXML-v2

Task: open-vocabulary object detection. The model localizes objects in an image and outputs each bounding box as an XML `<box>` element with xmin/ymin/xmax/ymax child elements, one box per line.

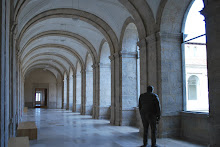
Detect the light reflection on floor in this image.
<box><xmin>21</xmin><ymin>109</ymin><xmax>206</xmax><ymax>147</ymax></box>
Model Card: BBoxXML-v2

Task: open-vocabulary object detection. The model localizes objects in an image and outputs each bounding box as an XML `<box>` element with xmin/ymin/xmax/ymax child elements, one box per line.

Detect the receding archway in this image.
<box><xmin>76</xmin><ymin>62</ymin><xmax>82</xmax><ymax>113</ymax></box>
<box><xmin>120</xmin><ymin>23</ymin><xmax>139</xmax><ymax>126</ymax></box>
<box><xmin>99</xmin><ymin>41</ymin><xmax>111</xmax><ymax>119</ymax></box>
<box><xmin>85</xmin><ymin>53</ymin><xmax>93</xmax><ymax>115</ymax></box>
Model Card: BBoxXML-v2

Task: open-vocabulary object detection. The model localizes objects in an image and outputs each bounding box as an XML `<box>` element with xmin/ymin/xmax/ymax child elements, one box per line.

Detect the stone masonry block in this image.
<box><xmin>17</xmin><ymin>121</ymin><xmax>37</xmax><ymax>140</ymax></box>
<box><xmin>8</xmin><ymin>137</ymin><xmax>29</xmax><ymax>147</ymax></box>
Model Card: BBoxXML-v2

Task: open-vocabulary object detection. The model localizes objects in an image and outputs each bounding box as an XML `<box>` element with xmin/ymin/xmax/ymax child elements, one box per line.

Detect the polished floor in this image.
<box><xmin>22</xmin><ymin>109</ymin><xmax>205</xmax><ymax>147</ymax></box>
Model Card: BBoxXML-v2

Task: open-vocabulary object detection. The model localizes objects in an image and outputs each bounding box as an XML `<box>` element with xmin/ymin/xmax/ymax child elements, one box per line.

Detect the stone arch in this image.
<box><xmin>85</xmin><ymin>53</ymin><xmax>93</xmax><ymax>115</ymax></box>
<box><xmin>22</xmin><ymin>53</ymin><xmax>75</xmax><ymax>74</ymax></box>
<box><xmin>119</xmin><ymin>17</ymin><xmax>138</xmax><ymax>50</ymax></box>
<box><xmin>20</xmin><ymin>30</ymin><xmax>98</xmax><ymax>64</ymax></box>
<box><xmin>16</xmin><ymin>8</ymin><xmax>119</xmax><ymax>55</ymax></box>
<box><xmin>118</xmin><ymin>0</ymin><xmax>155</xmax><ymax>37</ymax></box>
<box><xmin>23</xmin><ymin>62</ymin><xmax>64</xmax><ymax>77</ymax></box>
<box><xmin>24</xmin><ymin>66</ymin><xmax>62</xmax><ymax>80</ymax></box>
<box><xmin>23</xmin><ymin>59</ymin><xmax>67</xmax><ymax>75</ymax></box>
<box><xmin>157</xmin><ymin>0</ymin><xmax>192</xmax><ymax>33</ymax></box>
<box><xmin>21</xmin><ymin>44</ymin><xmax>85</xmax><ymax>71</ymax></box>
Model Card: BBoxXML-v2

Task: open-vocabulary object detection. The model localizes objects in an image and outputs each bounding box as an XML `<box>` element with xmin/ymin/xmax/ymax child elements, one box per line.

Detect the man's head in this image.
<box><xmin>147</xmin><ymin>85</ymin><xmax>154</xmax><ymax>92</ymax></box>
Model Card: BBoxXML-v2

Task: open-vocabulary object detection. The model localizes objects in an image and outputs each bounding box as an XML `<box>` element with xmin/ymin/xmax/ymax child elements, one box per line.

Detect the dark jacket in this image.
<box><xmin>139</xmin><ymin>92</ymin><xmax>161</xmax><ymax>117</ymax></box>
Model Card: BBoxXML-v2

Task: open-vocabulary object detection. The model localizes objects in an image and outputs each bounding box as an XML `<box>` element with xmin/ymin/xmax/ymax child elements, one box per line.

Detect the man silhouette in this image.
<box><xmin>139</xmin><ymin>85</ymin><xmax>161</xmax><ymax>147</ymax></box>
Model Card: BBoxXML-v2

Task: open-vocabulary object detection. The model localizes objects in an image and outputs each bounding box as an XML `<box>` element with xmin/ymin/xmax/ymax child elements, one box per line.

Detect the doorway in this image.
<box><xmin>35</xmin><ymin>88</ymin><xmax>47</xmax><ymax>108</ymax></box>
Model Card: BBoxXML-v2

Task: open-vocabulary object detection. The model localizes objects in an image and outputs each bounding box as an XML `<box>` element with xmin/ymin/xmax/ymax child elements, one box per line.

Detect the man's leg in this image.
<box><xmin>141</xmin><ymin>114</ymin><xmax>149</xmax><ymax>146</ymax></box>
<box><xmin>149</xmin><ymin>116</ymin><xmax>157</xmax><ymax>146</ymax></box>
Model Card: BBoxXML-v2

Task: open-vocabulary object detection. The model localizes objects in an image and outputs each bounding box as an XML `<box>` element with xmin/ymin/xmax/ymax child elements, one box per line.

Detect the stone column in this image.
<box><xmin>66</xmin><ymin>76</ymin><xmax>69</xmax><ymax>110</ymax></box>
<box><xmin>137</xmin><ymin>38</ymin><xmax>148</xmax><ymax>94</ymax></box>
<box><xmin>56</xmin><ymin>80</ymin><xmax>62</xmax><ymax>109</ymax></box>
<box><xmin>62</xmin><ymin>79</ymin><xmax>64</xmax><ymax>109</ymax></box>
<box><xmin>81</xmin><ymin>69</ymin><xmax>86</xmax><ymax>115</ymax></box>
<box><xmin>73</xmin><ymin>74</ymin><xmax>76</xmax><ymax>112</ymax></box>
<box><xmin>109</xmin><ymin>55</ymin><xmax>115</xmax><ymax>124</ymax></box>
<box><xmin>201</xmin><ymin>2</ymin><xmax>220</xmax><ymax>146</ymax></box>
<box><xmin>156</xmin><ymin>32</ymin><xmax>183</xmax><ymax>137</ymax></box>
<box><xmin>0</xmin><ymin>0</ymin><xmax>11</xmax><ymax>145</ymax></box>
<box><xmin>10</xmin><ymin>21</ymin><xmax>17</xmax><ymax>137</ymax></box>
<box><xmin>68</xmin><ymin>74</ymin><xmax>74</xmax><ymax>111</ymax></box>
<box><xmin>109</xmin><ymin>52</ymin><xmax>121</xmax><ymax>126</ymax></box>
<box><xmin>92</xmin><ymin>63</ymin><xmax>101</xmax><ymax>119</ymax></box>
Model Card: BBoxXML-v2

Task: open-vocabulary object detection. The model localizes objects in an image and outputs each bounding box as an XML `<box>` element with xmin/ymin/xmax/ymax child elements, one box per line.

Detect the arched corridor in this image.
<box><xmin>0</xmin><ymin>0</ymin><xmax>220</xmax><ymax>146</ymax></box>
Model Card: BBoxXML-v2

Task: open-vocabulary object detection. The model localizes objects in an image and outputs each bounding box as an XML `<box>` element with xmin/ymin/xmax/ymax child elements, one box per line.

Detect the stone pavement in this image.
<box><xmin>21</xmin><ymin>109</ymin><xmax>205</xmax><ymax>147</ymax></box>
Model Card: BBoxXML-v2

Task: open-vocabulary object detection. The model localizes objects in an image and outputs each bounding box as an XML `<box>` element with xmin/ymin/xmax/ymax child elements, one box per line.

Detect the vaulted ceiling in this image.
<box><xmin>14</xmin><ymin>0</ymin><xmax>135</xmax><ymax>78</ymax></box>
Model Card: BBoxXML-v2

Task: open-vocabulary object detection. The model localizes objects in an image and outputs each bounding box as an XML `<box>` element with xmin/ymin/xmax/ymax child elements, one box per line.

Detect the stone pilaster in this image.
<box><xmin>72</xmin><ymin>74</ymin><xmax>76</xmax><ymax>112</ymax></box>
<box><xmin>201</xmin><ymin>2</ymin><xmax>220</xmax><ymax>146</ymax></box>
<box><xmin>145</xmin><ymin>34</ymin><xmax>158</xmax><ymax>93</ymax></box>
<box><xmin>92</xmin><ymin>63</ymin><xmax>100</xmax><ymax>119</ymax></box>
<box><xmin>137</xmin><ymin>38</ymin><xmax>147</xmax><ymax>94</ymax></box>
<box><xmin>66</xmin><ymin>76</ymin><xmax>69</xmax><ymax>110</ymax></box>
<box><xmin>80</xmin><ymin>69</ymin><xmax>86</xmax><ymax>115</ymax></box>
<box><xmin>109</xmin><ymin>52</ymin><xmax>121</xmax><ymax>126</ymax></box>
<box><xmin>156</xmin><ymin>32</ymin><xmax>183</xmax><ymax>137</ymax></box>
<box><xmin>62</xmin><ymin>78</ymin><xmax>64</xmax><ymax>109</ymax></box>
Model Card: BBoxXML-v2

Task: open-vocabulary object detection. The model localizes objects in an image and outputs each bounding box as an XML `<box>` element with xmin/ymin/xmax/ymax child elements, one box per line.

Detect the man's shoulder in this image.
<box><xmin>139</xmin><ymin>93</ymin><xmax>147</xmax><ymax>98</ymax></box>
<box><xmin>152</xmin><ymin>93</ymin><xmax>158</xmax><ymax>97</ymax></box>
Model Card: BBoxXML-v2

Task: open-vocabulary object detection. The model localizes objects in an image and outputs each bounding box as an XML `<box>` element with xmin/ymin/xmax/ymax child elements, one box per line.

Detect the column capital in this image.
<box><xmin>109</xmin><ymin>51</ymin><xmax>121</xmax><ymax>61</ymax></box>
<box><xmin>72</xmin><ymin>74</ymin><xmax>76</xmax><ymax>78</ymax></box>
<box><xmin>80</xmin><ymin>69</ymin><xmax>86</xmax><ymax>74</ymax></box>
<box><xmin>137</xmin><ymin>38</ymin><xmax>146</xmax><ymax>48</ymax></box>
<box><xmin>145</xmin><ymin>33</ymin><xmax>157</xmax><ymax>44</ymax></box>
<box><xmin>92</xmin><ymin>63</ymin><xmax>100</xmax><ymax>69</ymax></box>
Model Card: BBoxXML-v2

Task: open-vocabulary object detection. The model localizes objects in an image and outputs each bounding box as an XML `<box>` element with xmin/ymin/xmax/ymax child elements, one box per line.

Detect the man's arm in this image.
<box><xmin>155</xmin><ymin>95</ymin><xmax>161</xmax><ymax>120</ymax></box>
<box><xmin>139</xmin><ymin>95</ymin><xmax>142</xmax><ymax>112</ymax></box>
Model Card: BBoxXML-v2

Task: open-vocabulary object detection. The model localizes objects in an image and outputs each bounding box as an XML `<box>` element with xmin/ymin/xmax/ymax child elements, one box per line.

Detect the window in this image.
<box><xmin>183</xmin><ymin>0</ymin><xmax>209</xmax><ymax>112</ymax></box>
<box><xmin>188</xmin><ymin>75</ymin><xmax>199</xmax><ymax>100</ymax></box>
<box><xmin>36</xmin><ymin>92</ymin><xmax>41</xmax><ymax>101</ymax></box>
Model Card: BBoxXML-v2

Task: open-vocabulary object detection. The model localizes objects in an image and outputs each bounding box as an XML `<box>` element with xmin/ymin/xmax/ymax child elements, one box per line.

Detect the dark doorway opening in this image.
<box><xmin>35</xmin><ymin>88</ymin><xmax>47</xmax><ymax>108</ymax></box>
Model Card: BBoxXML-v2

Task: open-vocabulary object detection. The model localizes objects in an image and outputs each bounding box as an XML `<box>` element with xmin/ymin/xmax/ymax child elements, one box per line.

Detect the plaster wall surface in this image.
<box><xmin>24</xmin><ymin>69</ymin><xmax>60</xmax><ymax>108</ymax></box>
